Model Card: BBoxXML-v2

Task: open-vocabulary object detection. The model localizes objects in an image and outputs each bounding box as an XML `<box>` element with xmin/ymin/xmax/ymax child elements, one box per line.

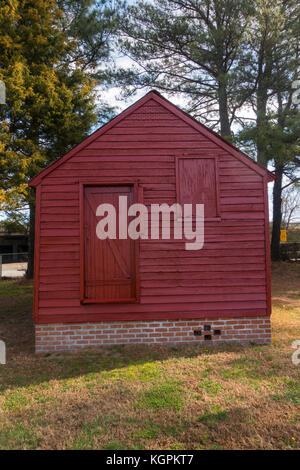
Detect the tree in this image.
<box><xmin>238</xmin><ymin>106</ymin><xmax>300</xmax><ymax>260</ymax></box>
<box><xmin>236</xmin><ymin>0</ymin><xmax>300</xmax><ymax>260</ymax></box>
<box><xmin>116</xmin><ymin>0</ymin><xmax>300</xmax><ymax>260</ymax></box>
<box><xmin>0</xmin><ymin>0</ymin><xmax>117</xmax><ymax>277</ymax></box>
<box><xmin>281</xmin><ymin>184</ymin><xmax>300</xmax><ymax>230</ymax></box>
<box><xmin>115</xmin><ymin>0</ymin><xmax>254</xmax><ymax>138</ymax></box>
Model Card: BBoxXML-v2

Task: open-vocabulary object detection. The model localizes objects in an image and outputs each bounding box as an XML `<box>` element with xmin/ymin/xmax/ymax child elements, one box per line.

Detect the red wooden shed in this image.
<box><xmin>29</xmin><ymin>91</ymin><xmax>276</xmax><ymax>353</ymax></box>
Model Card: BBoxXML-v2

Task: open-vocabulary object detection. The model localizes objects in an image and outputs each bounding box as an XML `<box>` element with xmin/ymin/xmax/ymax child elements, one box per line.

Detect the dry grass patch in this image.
<box><xmin>0</xmin><ymin>262</ymin><xmax>299</xmax><ymax>449</ymax></box>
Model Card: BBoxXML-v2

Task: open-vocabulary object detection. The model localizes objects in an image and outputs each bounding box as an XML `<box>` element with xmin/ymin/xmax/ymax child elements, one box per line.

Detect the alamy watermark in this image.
<box><xmin>95</xmin><ymin>197</ymin><xmax>205</xmax><ymax>250</ymax></box>
<box><xmin>0</xmin><ymin>80</ymin><xmax>5</xmax><ymax>104</ymax></box>
<box><xmin>292</xmin><ymin>80</ymin><xmax>300</xmax><ymax>105</ymax></box>
<box><xmin>290</xmin><ymin>80</ymin><xmax>300</xmax><ymax>365</ymax></box>
<box><xmin>291</xmin><ymin>340</ymin><xmax>300</xmax><ymax>366</ymax></box>
<box><xmin>0</xmin><ymin>340</ymin><xmax>6</xmax><ymax>365</ymax></box>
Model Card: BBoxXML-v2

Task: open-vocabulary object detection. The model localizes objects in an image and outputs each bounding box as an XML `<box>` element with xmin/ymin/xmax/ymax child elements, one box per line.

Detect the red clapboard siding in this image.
<box><xmin>30</xmin><ymin>91</ymin><xmax>273</xmax><ymax>325</ymax></box>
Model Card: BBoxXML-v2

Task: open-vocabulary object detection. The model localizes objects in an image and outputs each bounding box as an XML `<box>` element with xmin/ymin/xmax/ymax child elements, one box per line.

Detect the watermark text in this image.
<box><xmin>0</xmin><ymin>80</ymin><xmax>5</xmax><ymax>104</ymax></box>
<box><xmin>95</xmin><ymin>197</ymin><xmax>205</xmax><ymax>250</ymax></box>
<box><xmin>0</xmin><ymin>340</ymin><xmax>6</xmax><ymax>365</ymax></box>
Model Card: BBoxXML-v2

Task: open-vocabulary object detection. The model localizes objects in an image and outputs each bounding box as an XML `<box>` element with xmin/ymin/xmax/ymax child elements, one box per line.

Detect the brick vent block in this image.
<box><xmin>35</xmin><ymin>317</ymin><xmax>271</xmax><ymax>353</ymax></box>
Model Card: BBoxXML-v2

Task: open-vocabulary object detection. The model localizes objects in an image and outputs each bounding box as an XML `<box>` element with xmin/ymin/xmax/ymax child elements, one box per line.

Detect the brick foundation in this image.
<box><xmin>35</xmin><ymin>317</ymin><xmax>271</xmax><ymax>353</ymax></box>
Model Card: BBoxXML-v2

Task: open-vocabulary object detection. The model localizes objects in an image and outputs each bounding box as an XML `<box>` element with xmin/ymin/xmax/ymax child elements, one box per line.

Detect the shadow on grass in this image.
<box><xmin>0</xmin><ymin>274</ymin><xmax>298</xmax><ymax>394</ymax></box>
<box><xmin>0</xmin><ymin>338</ymin><xmax>274</xmax><ymax>393</ymax></box>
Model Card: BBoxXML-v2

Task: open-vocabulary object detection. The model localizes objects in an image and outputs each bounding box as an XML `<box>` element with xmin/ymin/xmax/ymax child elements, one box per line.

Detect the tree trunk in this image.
<box><xmin>256</xmin><ymin>42</ymin><xmax>272</xmax><ymax>168</ymax></box>
<box><xmin>256</xmin><ymin>87</ymin><xmax>268</xmax><ymax>168</ymax></box>
<box><xmin>26</xmin><ymin>201</ymin><xmax>35</xmax><ymax>279</ymax></box>
<box><xmin>271</xmin><ymin>164</ymin><xmax>284</xmax><ymax>261</ymax></box>
<box><xmin>218</xmin><ymin>80</ymin><xmax>231</xmax><ymax>139</ymax></box>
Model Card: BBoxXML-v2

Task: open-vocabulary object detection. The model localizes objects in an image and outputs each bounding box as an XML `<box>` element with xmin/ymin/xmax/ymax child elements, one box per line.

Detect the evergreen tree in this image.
<box><xmin>115</xmin><ymin>0</ymin><xmax>254</xmax><ymax>138</ymax></box>
<box><xmin>0</xmin><ymin>0</ymin><xmax>117</xmax><ymax>276</ymax></box>
<box><xmin>236</xmin><ymin>0</ymin><xmax>300</xmax><ymax>260</ymax></box>
<box><xmin>116</xmin><ymin>0</ymin><xmax>300</xmax><ymax>260</ymax></box>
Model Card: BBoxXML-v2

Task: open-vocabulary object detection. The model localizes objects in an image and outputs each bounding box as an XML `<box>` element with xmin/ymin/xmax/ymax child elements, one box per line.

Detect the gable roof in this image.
<box><xmin>29</xmin><ymin>90</ymin><xmax>276</xmax><ymax>187</ymax></box>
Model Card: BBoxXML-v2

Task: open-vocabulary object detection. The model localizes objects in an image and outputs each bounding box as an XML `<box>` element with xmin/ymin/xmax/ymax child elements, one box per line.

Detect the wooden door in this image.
<box><xmin>82</xmin><ymin>185</ymin><xmax>137</xmax><ymax>303</ymax></box>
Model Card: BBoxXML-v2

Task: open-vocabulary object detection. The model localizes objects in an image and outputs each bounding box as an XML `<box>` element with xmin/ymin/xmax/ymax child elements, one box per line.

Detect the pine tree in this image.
<box><xmin>236</xmin><ymin>0</ymin><xmax>300</xmax><ymax>260</ymax></box>
<box><xmin>115</xmin><ymin>0</ymin><xmax>254</xmax><ymax>138</ymax></box>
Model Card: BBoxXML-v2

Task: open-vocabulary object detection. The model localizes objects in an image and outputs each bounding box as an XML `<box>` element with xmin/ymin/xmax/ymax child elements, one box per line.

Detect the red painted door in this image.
<box><xmin>83</xmin><ymin>185</ymin><xmax>137</xmax><ymax>303</ymax></box>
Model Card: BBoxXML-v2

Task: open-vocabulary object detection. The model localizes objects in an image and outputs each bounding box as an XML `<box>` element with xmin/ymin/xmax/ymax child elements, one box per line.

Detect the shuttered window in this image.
<box><xmin>176</xmin><ymin>156</ymin><xmax>220</xmax><ymax>219</ymax></box>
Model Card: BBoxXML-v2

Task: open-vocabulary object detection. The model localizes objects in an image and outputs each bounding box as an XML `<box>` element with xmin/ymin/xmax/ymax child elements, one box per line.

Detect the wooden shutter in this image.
<box><xmin>177</xmin><ymin>157</ymin><xmax>220</xmax><ymax>219</ymax></box>
<box><xmin>81</xmin><ymin>185</ymin><xmax>138</xmax><ymax>303</ymax></box>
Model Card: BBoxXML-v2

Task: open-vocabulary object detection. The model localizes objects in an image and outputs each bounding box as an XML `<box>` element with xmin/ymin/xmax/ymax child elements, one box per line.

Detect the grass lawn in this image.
<box><xmin>0</xmin><ymin>262</ymin><xmax>299</xmax><ymax>450</ymax></box>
